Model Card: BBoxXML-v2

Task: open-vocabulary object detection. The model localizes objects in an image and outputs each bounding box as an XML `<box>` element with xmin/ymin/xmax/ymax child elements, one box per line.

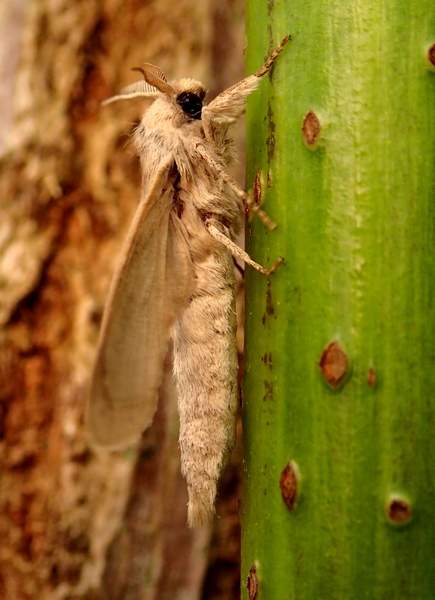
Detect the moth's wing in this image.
<box><xmin>87</xmin><ymin>159</ymin><xmax>193</xmax><ymax>447</ymax></box>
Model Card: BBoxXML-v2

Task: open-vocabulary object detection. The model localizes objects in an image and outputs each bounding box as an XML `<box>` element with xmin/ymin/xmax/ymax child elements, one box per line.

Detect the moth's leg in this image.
<box><xmin>205</xmin><ymin>219</ymin><xmax>283</xmax><ymax>276</ymax></box>
<box><xmin>195</xmin><ymin>143</ymin><xmax>277</xmax><ymax>230</ymax></box>
<box><xmin>254</xmin><ymin>35</ymin><xmax>291</xmax><ymax>78</ymax></box>
<box><xmin>202</xmin><ymin>36</ymin><xmax>290</xmax><ymax>150</ymax></box>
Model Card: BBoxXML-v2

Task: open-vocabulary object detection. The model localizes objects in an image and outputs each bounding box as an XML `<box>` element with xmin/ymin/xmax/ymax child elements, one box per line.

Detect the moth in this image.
<box><xmin>87</xmin><ymin>36</ymin><xmax>289</xmax><ymax>526</ymax></box>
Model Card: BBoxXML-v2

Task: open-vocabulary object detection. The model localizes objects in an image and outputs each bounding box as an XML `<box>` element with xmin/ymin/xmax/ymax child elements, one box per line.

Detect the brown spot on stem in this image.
<box><xmin>266</xmin><ymin>103</ymin><xmax>276</xmax><ymax>163</ymax></box>
<box><xmin>302</xmin><ymin>110</ymin><xmax>320</xmax><ymax>147</ymax></box>
<box><xmin>265</xmin><ymin>285</ymin><xmax>274</xmax><ymax>316</ymax></box>
<box><xmin>386</xmin><ymin>497</ymin><xmax>412</xmax><ymax>524</ymax></box>
<box><xmin>367</xmin><ymin>366</ymin><xmax>376</xmax><ymax>387</ymax></box>
<box><xmin>261</xmin><ymin>352</ymin><xmax>273</xmax><ymax>369</ymax></box>
<box><xmin>246</xmin><ymin>564</ymin><xmax>259</xmax><ymax>600</ymax></box>
<box><xmin>266</xmin><ymin>135</ymin><xmax>275</xmax><ymax>162</ymax></box>
<box><xmin>263</xmin><ymin>380</ymin><xmax>273</xmax><ymax>401</ymax></box>
<box><xmin>428</xmin><ymin>43</ymin><xmax>435</xmax><ymax>67</ymax></box>
<box><xmin>280</xmin><ymin>461</ymin><xmax>298</xmax><ymax>510</ymax></box>
<box><xmin>319</xmin><ymin>341</ymin><xmax>348</xmax><ymax>388</ymax></box>
<box><xmin>253</xmin><ymin>171</ymin><xmax>263</xmax><ymax>204</ymax></box>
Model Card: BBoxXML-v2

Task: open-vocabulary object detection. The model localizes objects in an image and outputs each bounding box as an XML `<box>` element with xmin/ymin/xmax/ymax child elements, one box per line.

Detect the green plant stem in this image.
<box><xmin>243</xmin><ymin>1</ymin><xmax>435</xmax><ymax>598</ymax></box>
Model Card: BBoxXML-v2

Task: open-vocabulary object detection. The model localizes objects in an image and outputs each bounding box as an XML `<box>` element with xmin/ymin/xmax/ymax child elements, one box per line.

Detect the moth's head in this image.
<box><xmin>172</xmin><ymin>78</ymin><xmax>206</xmax><ymax>121</ymax></box>
<box><xmin>102</xmin><ymin>64</ymin><xmax>206</xmax><ymax>124</ymax></box>
<box><xmin>137</xmin><ymin>66</ymin><xmax>207</xmax><ymax>122</ymax></box>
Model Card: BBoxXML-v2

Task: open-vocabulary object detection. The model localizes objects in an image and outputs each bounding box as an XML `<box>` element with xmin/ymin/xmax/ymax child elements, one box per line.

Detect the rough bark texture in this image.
<box><xmin>0</xmin><ymin>0</ymin><xmax>244</xmax><ymax>598</ymax></box>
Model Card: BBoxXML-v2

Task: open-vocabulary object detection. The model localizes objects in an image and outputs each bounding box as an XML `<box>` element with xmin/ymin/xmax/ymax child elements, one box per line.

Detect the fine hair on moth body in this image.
<box><xmin>87</xmin><ymin>35</ymin><xmax>290</xmax><ymax>527</ymax></box>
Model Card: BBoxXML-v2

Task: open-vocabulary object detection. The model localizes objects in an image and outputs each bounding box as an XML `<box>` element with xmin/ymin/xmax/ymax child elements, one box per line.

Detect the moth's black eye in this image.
<box><xmin>176</xmin><ymin>92</ymin><xmax>203</xmax><ymax>120</ymax></box>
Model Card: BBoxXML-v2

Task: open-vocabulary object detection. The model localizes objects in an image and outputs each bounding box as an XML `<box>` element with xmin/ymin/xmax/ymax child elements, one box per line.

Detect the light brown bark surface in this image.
<box><xmin>0</xmin><ymin>0</ymin><xmax>244</xmax><ymax>598</ymax></box>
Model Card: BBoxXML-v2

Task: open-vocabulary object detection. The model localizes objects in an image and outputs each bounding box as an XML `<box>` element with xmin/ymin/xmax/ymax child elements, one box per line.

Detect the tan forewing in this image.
<box><xmin>87</xmin><ymin>159</ymin><xmax>193</xmax><ymax>447</ymax></box>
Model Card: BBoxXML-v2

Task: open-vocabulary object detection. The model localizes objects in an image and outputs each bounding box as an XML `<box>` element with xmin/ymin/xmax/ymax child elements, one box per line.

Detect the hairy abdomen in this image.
<box><xmin>172</xmin><ymin>246</ymin><xmax>238</xmax><ymax>526</ymax></box>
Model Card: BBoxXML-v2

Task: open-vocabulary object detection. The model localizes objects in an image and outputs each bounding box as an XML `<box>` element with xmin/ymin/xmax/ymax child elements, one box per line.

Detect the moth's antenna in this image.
<box><xmin>101</xmin><ymin>80</ymin><xmax>160</xmax><ymax>106</ymax></box>
<box><xmin>137</xmin><ymin>63</ymin><xmax>168</xmax><ymax>82</ymax></box>
<box><xmin>101</xmin><ymin>63</ymin><xmax>173</xmax><ymax>106</ymax></box>
<box><xmin>132</xmin><ymin>65</ymin><xmax>174</xmax><ymax>95</ymax></box>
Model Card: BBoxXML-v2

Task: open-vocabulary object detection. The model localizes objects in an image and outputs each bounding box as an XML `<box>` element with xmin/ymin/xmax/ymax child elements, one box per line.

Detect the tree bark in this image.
<box><xmin>0</xmin><ymin>0</ymin><xmax>244</xmax><ymax>598</ymax></box>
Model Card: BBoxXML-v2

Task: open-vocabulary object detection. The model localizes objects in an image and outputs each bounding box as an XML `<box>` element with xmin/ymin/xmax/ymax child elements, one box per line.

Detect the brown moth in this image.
<box><xmin>87</xmin><ymin>36</ymin><xmax>289</xmax><ymax>526</ymax></box>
